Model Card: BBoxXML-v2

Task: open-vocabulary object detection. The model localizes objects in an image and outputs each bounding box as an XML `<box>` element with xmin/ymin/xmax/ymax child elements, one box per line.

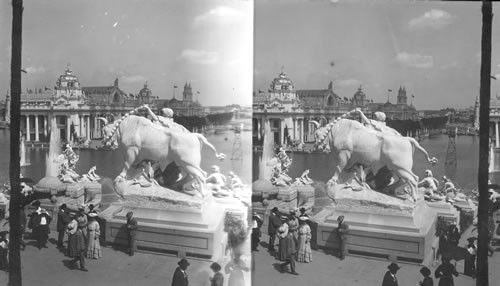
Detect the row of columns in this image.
<box><xmin>255</xmin><ymin>117</ymin><xmax>311</xmax><ymax>145</ymax></box>
<box><xmin>23</xmin><ymin>114</ymin><xmax>104</xmax><ymax>142</ymax></box>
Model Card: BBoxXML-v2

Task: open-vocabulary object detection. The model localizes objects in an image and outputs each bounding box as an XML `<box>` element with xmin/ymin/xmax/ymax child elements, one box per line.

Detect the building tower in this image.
<box><xmin>397</xmin><ymin>86</ymin><xmax>407</xmax><ymax>105</ymax></box>
<box><xmin>231</xmin><ymin>126</ymin><xmax>243</xmax><ymax>160</ymax></box>
<box><xmin>5</xmin><ymin>91</ymin><xmax>10</xmax><ymax>124</ymax></box>
<box><xmin>183</xmin><ymin>82</ymin><xmax>193</xmax><ymax>101</ymax></box>
<box><xmin>445</xmin><ymin>126</ymin><xmax>457</xmax><ymax>178</ymax></box>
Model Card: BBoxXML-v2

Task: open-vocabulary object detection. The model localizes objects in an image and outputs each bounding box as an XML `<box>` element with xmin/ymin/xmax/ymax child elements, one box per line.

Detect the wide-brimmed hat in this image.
<box><xmin>88</xmin><ymin>212</ymin><xmax>98</xmax><ymax>218</ymax></box>
<box><xmin>337</xmin><ymin>215</ymin><xmax>344</xmax><ymax>222</ymax></box>
<box><xmin>387</xmin><ymin>263</ymin><xmax>400</xmax><ymax>271</ymax></box>
<box><xmin>210</xmin><ymin>262</ymin><xmax>221</xmax><ymax>272</ymax></box>
<box><xmin>271</xmin><ymin>207</ymin><xmax>279</xmax><ymax>213</ymax></box>
<box><xmin>299</xmin><ymin>216</ymin><xmax>309</xmax><ymax>221</ymax></box>
<box><xmin>420</xmin><ymin>266</ymin><xmax>431</xmax><ymax>276</ymax></box>
<box><xmin>126</xmin><ymin>211</ymin><xmax>134</xmax><ymax>218</ymax></box>
<box><xmin>31</xmin><ymin>200</ymin><xmax>41</xmax><ymax>207</ymax></box>
<box><xmin>178</xmin><ymin>258</ymin><xmax>190</xmax><ymax>267</ymax></box>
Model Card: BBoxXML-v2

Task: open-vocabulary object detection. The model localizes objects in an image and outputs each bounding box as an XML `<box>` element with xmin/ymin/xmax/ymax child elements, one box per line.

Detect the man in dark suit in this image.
<box><xmin>126</xmin><ymin>211</ymin><xmax>138</xmax><ymax>256</ymax></box>
<box><xmin>382</xmin><ymin>263</ymin><xmax>400</xmax><ymax>286</ymax></box>
<box><xmin>172</xmin><ymin>258</ymin><xmax>190</xmax><ymax>286</ymax></box>
<box><xmin>336</xmin><ymin>215</ymin><xmax>349</xmax><ymax>260</ymax></box>
<box><xmin>56</xmin><ymin>204</ymin><xmax>71</xmax><ymax>249</ymax></box>
<box><xmin>267</xmin><ymin>207</ymin><xmax>282</xmax><ymax>252</ymax></box>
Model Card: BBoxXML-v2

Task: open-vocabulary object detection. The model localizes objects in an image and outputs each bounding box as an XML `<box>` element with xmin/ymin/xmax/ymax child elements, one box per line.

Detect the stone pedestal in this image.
<box><xmin>312</xmin><ymin>185</ymin><xmax>438</xmax><ymax>264</ymax></box>
<box><xmin>426</xmin><ymin>201</ymin><xmax>460</xmax><ymax>227</ymax></box>
<box><xmin>101</xmin><ymin>195</ymin><xmax>245</xmax><ymax>261</ymax></box>
<box><xmin>275</xmin><ymin>186</ymin><xmax>297</xmax><ymax>211</ymax></box>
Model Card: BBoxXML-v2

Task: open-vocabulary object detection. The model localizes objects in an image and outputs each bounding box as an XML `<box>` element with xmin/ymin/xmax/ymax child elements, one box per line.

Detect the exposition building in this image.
<box><xmin>11</xmin><ymin>66</ymin><xmax>203</xmax><ymax>143</ymax></box>
<box><xmin>252</xmin><ymin>70</ymin><xmax>418</xmax><ymax>146</ymax></box>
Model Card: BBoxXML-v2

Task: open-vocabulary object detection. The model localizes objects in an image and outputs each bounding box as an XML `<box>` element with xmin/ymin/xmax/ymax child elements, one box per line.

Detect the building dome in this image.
<box><xmin>138</xmin><ymin>82</ymin><xmax>152</xmax><ymax>98</ymax></box>
<box><xmin>270</xmin><ymin>71</ymin><xmax>295</xmax><ymax>92</ymax></box>
<box><xmin>56</xmin><ymin>65</ymin><xmax>80</xmax><ymax>89</ymax></box>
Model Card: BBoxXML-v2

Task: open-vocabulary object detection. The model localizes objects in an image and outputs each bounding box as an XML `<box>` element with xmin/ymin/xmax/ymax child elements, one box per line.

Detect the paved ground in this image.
<box><xmin>0</xmin><ymin>231</ymin><xmax>251</xmax><ymax>286</ymax></box>
<box><xmin>252</xmin><ymin>228</ymin><xmax>500</xmax><ymax>286</ymax></box>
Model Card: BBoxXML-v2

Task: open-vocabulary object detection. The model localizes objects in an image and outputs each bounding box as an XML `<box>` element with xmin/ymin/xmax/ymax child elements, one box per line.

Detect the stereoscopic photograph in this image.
<box><xmin>1</xmin><ymin>0</ymin><xmax>253</xmax><ymax>285</ymax></box>
<box><xmin>251</xmin><ymin>1</ymin><xmax>499</xmax><ymax>285</ymax></box>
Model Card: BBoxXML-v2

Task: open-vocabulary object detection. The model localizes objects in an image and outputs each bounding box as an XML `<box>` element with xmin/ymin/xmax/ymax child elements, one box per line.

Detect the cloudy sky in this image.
<box><xmin>254</xmin><ymin>0</ymin><xmax>500</xmax><ymax>110</ymax></box>
<box><xmin>0</xmin><ymin>0</ymin><xmax>252</xmax><ymax>106</ymax></box>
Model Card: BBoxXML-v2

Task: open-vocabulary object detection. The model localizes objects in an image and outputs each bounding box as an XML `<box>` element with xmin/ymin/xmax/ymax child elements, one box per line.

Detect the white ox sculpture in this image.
<box><xmin>99</xmin><ymin>106</ymin><xmax>225</xmax><ymax>197</ymax></box>
<box><xmin>312</xmin><ymin>110</ymin><xmax>437</xmax><ymax>202</ymax></box>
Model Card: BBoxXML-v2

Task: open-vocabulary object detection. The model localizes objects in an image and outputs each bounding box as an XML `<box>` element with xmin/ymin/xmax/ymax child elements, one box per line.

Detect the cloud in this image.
<box><xmin>121</xmin><ymin>75</ymin><xmax>147</xmax><ymax>84</ymax></box>
<box><xmin>336</xmin><ymin>78</ymin><xmax>361</xmax><ymax>87</ymax></box>
<box><xmin>180</xmin><ymin>49</ymin><xmax>219</xmax><ymax>65</ymax></box>
<box><xmin>409</xmin><ymin>9</ymin><xmax>453</xmax><ymax>30</ymax></box>
<box><xmin>24</xmin><ymin>66</ymin><xmax>47</xmax><ymax>74</ymax></box>
<box><xmin>193</xmin><ymin>6</ymin><xmax>243</xmax><ymax>27</ymax></box>
<box><xmin>396</xmin><ymin>52</ymin><xmax>433</xmax><ymax>69</ymax></box>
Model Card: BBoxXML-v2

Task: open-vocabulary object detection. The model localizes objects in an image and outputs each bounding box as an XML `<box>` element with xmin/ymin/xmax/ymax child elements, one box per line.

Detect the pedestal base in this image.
<box><xmin>101</xmin><ymin>196</ymin><xmax>247</xmax><ymax>261</ymax></box>
<box><xmin>313</xmin><ymin>199</ymin><xmax>437</xmax><ymax>264</ymax></box>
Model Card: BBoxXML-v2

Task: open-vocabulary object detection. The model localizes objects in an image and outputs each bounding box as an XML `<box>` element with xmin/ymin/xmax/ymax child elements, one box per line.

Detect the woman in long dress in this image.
<box><xmin>435</xmin><ymin>257</ymin><xmax>458</xmax><ymax>286</ymax></box>
<box><xmin>296</xmin><ymin>216</ymin><xmax>312</xmax><ymax>263</ymax></box>
<box><xmin>86</xmin><ymin>213</ymin><xmax>102</xmax><ymax>259</ymax></box>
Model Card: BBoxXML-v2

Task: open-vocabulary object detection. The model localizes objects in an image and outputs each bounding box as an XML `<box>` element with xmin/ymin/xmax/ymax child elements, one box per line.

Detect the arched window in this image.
<box><xmin>327</xmin><ymin>96</ymin><xmax>334</xmax><ymax>106</ymax></box>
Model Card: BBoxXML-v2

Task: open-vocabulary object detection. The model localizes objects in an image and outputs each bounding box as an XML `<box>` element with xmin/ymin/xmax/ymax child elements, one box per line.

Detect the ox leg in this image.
<box><xmin>120</xmin><ymin>148</ymin><xmax>138</xmax><ymax>180</ymax></box>
<box><xmin>182</xmin><ymin>165</ymin><xmax>207</xmax><ymax>197</ymax></box>
<box><xmin>329</xmin><ymin>151</ymin><xmax>350</xmax><ymax>185</ymax></box>
<box><xmin>393</xmin><ymin>169</ymin><xmax>418</xmax><ymax>202</ymax></box>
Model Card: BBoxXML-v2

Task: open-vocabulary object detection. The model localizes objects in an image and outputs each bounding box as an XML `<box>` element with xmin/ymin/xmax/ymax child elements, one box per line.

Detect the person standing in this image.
<box><xmin>279</xmin><ymin>230</ymin><xmax>298</xmax><ymax>275</ymax></box>
<box><xmin>37</xmin><ymin>208</ymin><xmax>52</xmax><ymax>249</ymax></box>
<box><xmin>86</xmin><ymin>213</ymin><xmax>102</xmax><ymax>259</ymax></box>
<box><xmin>57</xmin><ymin>204</ymin><xmax>71</xmax><ymax>249</ymax></box>
<box><xmin>287</xmin><ymin>210</ymin><xmax>299</xmax><ymax>244</ymax></box>
<box><xmin>28</xmin><ymin>200</ymin><xmax>41</xmax><ymax>244</ymax></box>
<box><xmin>209</xmin><ymin>262</ymin><xmax>224</xmax><ymax>286</ymax></box>
<box><xmin>447</xmin><ymin>222</ymin><xmax>460</xmax><ymax>247</ymax></box>
<box><xmin>251</xmin><ymin>212</ymin><xmax>263</xmax><ymax>252</ymax></box>
<box><xmin>0</xmin><ymin>231</ymin><xmax>8</xmax><ymax>271</ymax></box>
<box><xmin>226</xmin><ymin>255</ymin><xmax>249</xmax><ymax>286</ymax></box>
<box><xmin>434</xmin><ymin>257</ymin><xmax>458</xmax><ymax>286</ymax></box>
<box><xmin>172</xmin><ymin>258</ymin><xmax>190</xmax><ymax>286</ymax></box>
<box><xmin>419</xmin><ymin>266</ymin><xmax>434</xmax><ymax>286</ymax></box>
<box><xmin>267</xmin><ymin>207</ymin><xmax>282</xmax><ymax>252</ymax></box>
<box><xmin>76</xmin><ymin>207</ymin><xmax>88</xmax><ymax>240</ymax></box>
<box><xmin>382</xmin><ymin>263</ymin><xmax>400</xmax><ymax>286</ymax></box>
<box><xmin>464</xmin><ymin>237</ymin><xmax>477</xmax><ymax>278</ymax></box>
<box><xmin>67</xmin><ymin>217</ymin><xmax>88</xmax><ymax>272</ymax></box>
<box><xmin>296</xmin><ymin>216</ymin><xmax>312</xmax><ymax>263</ymax></box>
<box><xmin>126</xmin><ymin>211</ymin><xmax>138</xmax><ymax>256</ymax></box>
<box><xmin>336</xmin><ymin>215</ymin><xmax>349</xmax><ymax>260</ymax></box>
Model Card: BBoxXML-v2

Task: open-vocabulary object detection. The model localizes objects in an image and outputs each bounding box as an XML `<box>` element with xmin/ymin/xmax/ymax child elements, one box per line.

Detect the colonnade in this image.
<box><xmin>254</xmin><ymin>116</ymin><xmax>318</xmax><ymax>146</ymax></box>
<box><xmin>22</xmin><ymin>113</ymin><xmax>105</xmax><ymax>142</ymax></box>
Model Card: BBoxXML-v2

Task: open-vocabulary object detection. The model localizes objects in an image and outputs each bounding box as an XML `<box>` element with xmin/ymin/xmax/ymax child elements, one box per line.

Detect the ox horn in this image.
<box><xmin>97</xmin><ymin>117</ymin><xmax>108</xmax><ymax>125</ymax></box>
<box><xmin>309</xmin><ymin>120</ymin><xmax>320</xmax><ymax>128</ymax></box>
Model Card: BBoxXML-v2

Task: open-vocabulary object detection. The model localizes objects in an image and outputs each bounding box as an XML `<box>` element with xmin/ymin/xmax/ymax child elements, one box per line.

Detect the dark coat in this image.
<box><xmin>435</xmin><ymin>262</ymin><xmax>458</xmax><ymax>286</ymax></box>
<box><xmin>210</xmin><ymin>272</ymin><xmax>224</xmax><ymax>286</ymax></box>
<box><xmin>337</xmin><ymin>221</ymin><xmax>349</xmax><ymax>240</ymax></box>
<box><xmin>278</xmin><ymin>233</ymin><xmax>296</xmax><ymax>261</ymax></box>
<box><xmin>127</xmin><ymin>217</ymin><xmax>138</xmax><ymax>236</ymax></box>
<box><xmin>172</xmin><ymin>267</ymin><xmax>189</xmax><ymax>286</ymax></box>
<box><xmin>57</xmin><ymin>210</ymin><xmax>71</xmax><ymax>232</ymax></box>
<box><xmin>421</xmin><ymin>276</ymin><xmax>434</xmax><ymax>286</ymax></box>
<box><xmin>382</xmin><ymin>271</ymin><xmax>398</xmax><ymax>286</ymax></box>
<box><xmin>267</xmin><ymin>213</ymin><xmax>282</xmax><ymax>235</ymax></box>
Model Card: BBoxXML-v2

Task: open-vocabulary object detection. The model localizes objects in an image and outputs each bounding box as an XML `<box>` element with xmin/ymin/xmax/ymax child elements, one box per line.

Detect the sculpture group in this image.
<box><xmin>99</xmin><ymin>105</ymin><xmax>226</xmax><ymax>198</ymax></box>
<box><xmin>312</xmin><ymin>108</ymin><xmax>438</xmax><ymax>202</ymax></box>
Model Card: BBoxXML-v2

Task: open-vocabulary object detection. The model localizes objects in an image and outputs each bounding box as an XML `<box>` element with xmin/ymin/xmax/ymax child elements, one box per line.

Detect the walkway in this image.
<box><xmin>252</xmin><ymin>228</ymin><xmax>500</xmax><ymax>286</ymax></box>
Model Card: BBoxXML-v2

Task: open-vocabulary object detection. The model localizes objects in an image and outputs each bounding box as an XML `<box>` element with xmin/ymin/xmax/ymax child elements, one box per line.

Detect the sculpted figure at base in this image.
<box><xmin>312</xmin><ymin>109</ymin><xmax>438</xmax><ymax>202</ymax></box>
<box><xmin>99</xmin><ymin>105</ymin><xmax>225</xmax><ymax>198</ymax></box>
<box><xmin>419</xmin><ymin>170</ymin><xmax>445</xmax><ymax>201</ymax></box>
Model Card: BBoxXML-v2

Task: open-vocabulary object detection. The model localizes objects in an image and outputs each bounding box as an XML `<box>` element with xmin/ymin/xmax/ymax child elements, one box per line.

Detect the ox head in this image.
<box><xmin>98</xmin><ymin>117</ymin><xmax>119</xmax><ymax>149</ymax></box>
<box><xmin>309</xmin><ymin>121</ymin><xmax>331</xmax><ymax>152</ymax></box>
